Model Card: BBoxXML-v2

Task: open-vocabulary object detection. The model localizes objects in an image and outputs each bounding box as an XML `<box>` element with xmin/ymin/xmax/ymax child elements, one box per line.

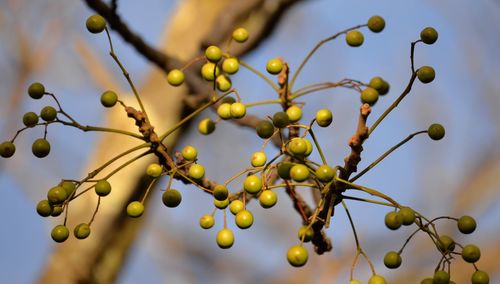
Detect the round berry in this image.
<box><xmin>420</xmin><ymin>278</ymin><xmax>433</xmax><ymax>284</ymax></box>
<box><xmin>288</xmin><ymin>138</ymin><xmax>308</xmax><ymax>156</ymax></box>
<box><xmin>214</xmin><ymin>198</ymin><xmax>229</xmax><ymax>209</ymax></box>
<box><xmin>256</xmin><ymin>120</ymin><xmax>275</xmax><ymax>139</ymax></box>
<box><xmin>361</xmin><ymin>87</ymin><xmax>379</xmax><ymax>106</ymax></box>
<box><xmin>437</xmin><ymin>235</ymin><xmax>455</xmax><ymax>252</ymax></box>
<box><xmin>216</xmin><ymin>75</ymin><xmax>232</xmax><ymax>92</ymax></box>
<box><xmin>40</xmin><ymin>106</ymin><xmax>57</xmax><ymax>121</ymax></box>
<box><xmin>100</xmin><ymin>90</ymin><xmax>118</xmax><ymax>108</ymax></box>
<box><xmin>0</xmin><ymin>141</ymin><xmax>16</xmax><ymax>158</ymax></box>
<box><xmin>205</xmin><ymin>45</ymin><xmax>222</xmax><ymax>62</ymax></box>
<box><xmin>47</xmin><ymin>186</ymin><xmax>67</xmax><ymax>205</ymax></box>
<box><xmin>181</xmin><ymin>145</ymin><xmax>197</xmax><ymax>161</ymax></box>
<box><xmin>126</xmin><ymin>201</ymin><xmax>144</xmax><ymax>218</ymax></box>
<box><xmin>368</xmin><ymin>275</ymin><xmax>387</xmax><ymax>284</ymax></box>
<box><xmin>368</xmin><ymin>15</ymin><xmax>385</xmax><ymax>33</ymax></box>
<box><xmin>266</xmin><ymin>58</ymin><xmax>283</xmax><ymax>75</ymax></box>
<box><xmin>167</xmin><ymin>69</ymin><xmax>184</xmax><ymax>86</ymax></box>
<box><xmin>61</xmin><ymin>181</ymin><xmax>76</xmax><ymax>197</ymax></box>
<box><xmin>420</xmin><ymin>27</ymin><xmax>438</xmax><ymax>45</ymax></box>
<box><xmin>188</xmin><ymin>164</ymin><xmax>205</xmax><ymax>180</ymax></box>
<box><xmin>213</xmin><ymin>184</ymin><xmax>229</xmax><ymax>201</ymax></box>
<box><xmin>272</xmin><ymin>111</ymin><xmax>289</xmax><ymax>128</ymax></box>
<box><xmin>287</xmin><ymin>245</ymin><xmax>308</xmax><ymax>267</ymax></box>
<box><xmin>316</xmin><ymin>165</ymin><xmax>334</xmax><ymax>182</ymax></box>
<box><xmin>297</xmin><ymin>226</ymin><xmax>314</xmax><ymax>242</ymax></box>
<box><xmin>235</xmin><ymin>210</ymin><xmax>253</xmax><ymax>229</ymax></box>
<box><xmin>36</xmin><ymin>200</ymin><xmax>53</xmax><ymax>217</ymax></box>
<box><xmin>95</xmin><ymin>180</ymin><xmax>112</xmax><ymax>197</ymax></box>
<box><xmin>230</xmin><ymin>102</ymin><xmax>246</xmax><ymax>119</ymax></box>
<box><xmin>417</xmin><ymin>66</ymin><xmax>435</xmax><ymax>83</ymax></box>
<box><xmin>198</xmin><ymin>118</ymin><xmax>216</xmax><ymax>135</ymax></box>
<box><xmin>51</xmin><ymin>225</ymin><xmax>69</xmax><ymax>243</ymax></box>
<box><xmin>222</xmin><ymin>96</ymin><xmax>236</xmax><ymax>104</ymax></box>
<box><xmin>259</xmin><ymin>190</ymin><xmax>277</xmax><ymax>208</ymax></box>
<box><xmin>229</xmin><ymin>200</ymin><xmax>244</xmax><ymax>215</ymax></box>
<box><xmin>216</xmin><ymin>228</ymin><xmax>234</xmax><ymax>249</ymax></box>
<box><xmin>384</xmin><ymin>251</ymin><xmax>402</xmax><ymax>269</ymax></box>
<box><xmin>304</xmin><ymin>139</ymin><xmax>313</xmax><ymax>156</ymax></box>
<box><xmin>74</xmin><ymin>223</ymin><xmax>91</xmax><ymax>239</ymax></box>
<box><xmin>369</xmin><ymin>76</ymin><xmax>390</xmax><ymax>95</ymax></box>
<box><xmin>146</xmin><ymin>163</ymin><xmax>162</xmax><ymax>178</ymax></box>
<box><xmin>217</xmin><ymin>103</ymin><xmax>232</xmax><ymax>120</ymax></box>
<box><xmin>232</xmin><ymin>27</ymin><xmax>249</xmax><ymax>43</ymax></box>
<box><xmin>86</xmin><ymin>14</ymin><xmax>106</xmax><ymax>34</ymax></box>
<box><xmin>457</xmin><ymin>215</ymin><xmax>476</xmax><ymax>234</ymax></box>
<box><xmin>399</xmin><ymin>206</ymin><xmax>416</xmax><ymax>225</ymax></box>
<box><xmin>384</xmin><ymin>211</ymin><xmax>402</xmax><ymax>230</ymax></box>
<box><xmin>222</xmin><ymin>57</ymin><xmax>239</xmax><ymax>74</ymax></box>
<box><xmin>244</xmin><ymin>175</ymin><xmax>262</xmax><ymax>194</ymax></box>
<box><xmin>199</xmin><ymin>214</ymin><xmax>214</xmax><ymax>229</ymax></box>
<box><xmin>428</xmin><ymin>123</ymin><xmax>445</xmax><ymax>140</ymax></box>
<box><xmin>346</xmin><ymin>30</ymin><xmax>364</xmax><ymax>47</ymax></box>
<box><xmin>28</xmin><ymin>82</ymin><xmax>45</xmax><ymax>99</ymax></box>
<box><xmin>433</xmin><ymin>270</ymin><xmax>450</xmax><ymax>284</ymax></box>
<box><xmin>32</xmin><ymin>138</ymin><xmax>50</xmax><ymax>158</ymax></box>
<box><xmin>251</xmin><ymin>151</ymin><xmax>267</xmax><ymax>167</ymax></box>
<box><xmin>286</xmin><ymin>105</ymin><xmax>302</xmax><ymax>122</ymax></box>
<box><xmin>51</xmin><ymin>206</ymin><xmax>63</xmax><ymax>217</ymax></box>
<box><xmin>201</xmin><ymin>62</ymin><xmax>220</xmax><ymax>81</ymax></box>
<box><xmin>290</xmin><ymin>164</ymin><xmax>309</xmax><ymax>182</ymax></box>
<box><xmin>462</xmin><ymin>244</ymin><xmax>481</xmax><ymax>263</ymax></box>
<box><xmin>471</xmin><ymin>270</ymin><xmax>489</xmax><ymax>284</ymax></box>
<box><xmin>162</xmin><ymin>189</ymin><xmax>182</xmax><ymax>208</ymax></box>
<box><xmin>277</xmin><ymin>162</ymin><xmax>294</xmax><ymax>180</ymax></box>
<box><xmin>23</xmin><ymin>112</ymin><xmax>39</xmax><ymax>128</ymax></box>
<box><xmin>315</xmin><ymin>109</ymin><xmax>333</xmax><ymax>127</ymax></box>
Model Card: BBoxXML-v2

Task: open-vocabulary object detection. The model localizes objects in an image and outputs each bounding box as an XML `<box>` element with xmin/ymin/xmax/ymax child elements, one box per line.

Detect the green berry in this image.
<box><xmin>251</xmin><ymin>151</ymin><xmax>267</xmax><ymax>167</ymax></box>
<box><xmin>437</xmin><ymin>235</ymin><xmax>455</xmax><ymax>252</ymax></box>
<box><xmin>235</xmin><ymin>210</ymin><xmax>253</xmax><ymax>229</ymax></box>
<box><xmin>369</xmin><ymin>76</ymin><xmax>390</xmax><ymax>95</ymax></box>
<box><xmin>167</xmin><ymin>69</ymin><xmax>185</xmax><ymax>86</ymax></box>
<box><xmin>40</xmin><ymin>106</ymin><xmax>57</xmax><ymax>121</ymax></box>
<box><xmin>205</xmin><ymin>45</ymin><xmax>222</xmax><ymax>62</ymax></box>
<box><xmin>471</xmin><ymin>270</ymin><xmax>489</xmax><ymax>284</ymax></box>
<box><xmin>315</xmin><ymin>165</ymin><xmax>334</xmax><ymax>182</ymax></box>
<box><xmin>51</xmin><ymin>206</ymin><xmax>63</xmax><ymax>217</ymax></box>
<box><xmin>457</xmin><ymin>215</ymin><xmax>476</xmax><ymax>234</ymax></box>
<box><xmin>61</xmin><ymin>181</ymin><xmax>76</xmax><ymax>197</ymax></box>
<box><xmin>232</xmin><ymin>27</ymin><xmax>249</xmax><ymax>43</ymax></box>
<box><xmin>162</xmin><ymin>189</ymin><xmax>182</xmax><ymax>208</ymax></box>
<box><xmin>286</xmin><ymin>105</ymin><xmax>302</xmax><ymax>122</ymax></box>
<box><xmin>181</xmin><ymin>145</ymin><xmax>197</xmax><ymax>161</ymax></box>
<box><xmin>230</xmin><ymin>102</ymin><xmax>246</xmax><ymax>119</ymax></box>
<box><xmin>199</xmin><ymin>214</ymin><xmax>214</xmax><ymax>229</ymax></box>
<box><xmin>201</xmin><ymin>62</ymin><xmax>220</xmax><ymax>81</ymax></box>
<box><xmin>256</xmin><ymin>120</ymin><xmax>275</xmax><ymax>139</ymax></box>
<box><xmin>277</xmin><ymin>162</ymin><xmax>294</xmax><ymax>180</ymax></box>
<box><xmin>315</xmin><ymin>109</ymin><xmax>333</xmax><ymax>127</ymax></box>
<box><xmin>51</xmin><ymin>225</ymin><xmax>69</xmax><ymax>243</ymax></box>
<box><xmin>126</xmin><ymin>201</ymin><xmax>144</xmax><ymax>218</ymax></box>
<box><xmin>28</xmin><ymin>82</ymin><xmax>45</xmax><ymax>99</ymax></box>
<box><xmin>297</xmin><ymin>226</ymin><xmax>314</xmax><ymax>242</ymax></box>
<box><xmin>213</xmin><ymin>184</ymin><xmax>229</xmax><ymax>201</ymax></box>
<box><xmin>217</xmin><ymin>103</ymin><xmax>232</xmax><ymax>120</ymax></box>
<box><xmin>272</xmin><ymin>112</ymin><xmax>289</xmax><ymax>128</ymax></box>
<box><xmin>244</xmin><ymin>175</ymin><xmax>262</xmax><ymax>194</ymax></box>
<box><xmin>346</xmin><ymin>30</ymin><xmax>364</xmax><ymax>47</ymax></box>
<box><xmin>222</xmin><ymin>96</ymin><xmax>236</xmax><ymax>104</ymax></box>
<box><xmin>146</xmin><ymin>163</ymin><xmax>162</xmax><ymax>178</ymax></box>
<box><xmin>74</xmin><ymin>223</ymin><xmax>91</xmax><ymax>239</ymax></box>
<box><xmin>198</xmin><ymin>118</ymin><xmax>216</xmax><ymax>135</ymax></box>
<box><xmin>433</xmin><ymin>270</ymin><xmax>450</xmax><ymax>284</ymax></box>
<box><xmin>428</xmin><ymin>123</ymin><xmax>445</xmax><ymax>140</ymax></box>
<box><xmin>266</xmin><ymin>58</ymin><xmax>283</xmax><ymax>75</ymax></box>
<box><xmin>259</xmin><ymin>190</ymin><xmax>277</xmax><ymax>208</ymax></box>
<box><xmin>361</xmin><ymin>87</ymin><xmax>379</xmax><ymax>105</ymax></box>
<box><xmin>287</xmin><ymin>245</ymin><xmax>308</xmax><ymax>267</ymax></box>
<box><xmin>420</xmin><ymin>278</ymin><xmax>433</xmax><ymax>284</ymax></box>
<box><xmin>0</xmin><ymin>141</ymin><xmax>16</xmax><ymax>158</ymax></box>
<box><xmin>214</xmin><ymin>198</ymin><xmax>229</xmax><ymax>209</ymax></box>
<box><xmin>188</xmin><ymin>164</ymin><xmax>205</xmax><ymax>180</ymax></box>
<box><xmin>36</xmin><ymin>200</ymin><xmax>53</xmax><ymax>217</ymax></box>
<box><xmin>290</xmin><ymin>164</ymin><xmax>309</xmax><ymax>182</ymax></box>
<box><xmin>368</xmin><ymin>275</ymin><xmax>387</xmax><ymax>284</ymax></box>
<box><xmin>462</xmin><ymin>244</ymin><xmax>481</xmax><ymax>263</ymax></box>
<box><xmin>288</xmin><ymin>138</ymin><xmax>308</xmax><ymax>156</ymax></box>
<box><xmin>368</xmin><ymin>15</ymin><xmax>385</xmax><ymax>33</ymax></box>
<box><xmin>216</xmin><ymin>75</ymin><xmax>232</xmax><ymax>92</ymax></box>
<box><xmin>304</xmin><ymin>139</ymin><xmax>313</xmax><ymax>156</ymax></box>
<box><xmin>23</xmin><ymin>112</ymin><xmax>39</xmax><ymax>128</ymax></box>
<box><xmin>100</xmin><ymin>90</ymin><xmax>118</xmax><ymax>107</ymax></box>
<box><xmin>86</xmin><ymin>14</ymin><xmax>106</xmax><ymax>34</ymax></box>
<box><xmin>420</xmin><ymin>27</ymin><xmax>438</xmax><ymax>45</ymax></box>
<box><xmin>229</xmin><ymin>200</ymin><xmax>244</xmax><ymax>215</ymax></box>
<box><xmin>47</xmin><ymin>186</ymin><xmax>67</xmax><ymax>205</ymax></box>
<box><xmin>384</xmin><ymin>251</ymin><xmax>402</xmax><ymax>269</ymax></box>
<box><xmin>399</xmin><ymin>206</ymin><xmax>416</xmax><ymax>225</ymax></box>
<box><xmin>32</xmin><ymin>138</ymin><xmax>50</xmax><ymax>158</ymax></box>
<box><xmin>95</xmin><ymin>180</ymin><xmax>111</xmax><ymax>197</ymax></box>
<box><xmin>222</xmin><ymin>57</ymin><xmax>239</xmax><ymax>74</ymax></box>
<box><xmin>417</xmin><ymin>66</ymin><xmax>435</xmax><ymax>83</ymax></box>
<box><xmin>216</xmin><ymin>228</ymin><xmax>234</xmax><ymax>249</ymax></box>
<box><xmin>384</xmin><ymin>211</ymin><xmax>402</xmax><ymax>230</ymax></box>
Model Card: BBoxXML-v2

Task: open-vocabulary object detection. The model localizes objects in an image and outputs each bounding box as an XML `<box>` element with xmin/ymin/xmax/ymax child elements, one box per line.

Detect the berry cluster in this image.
<box><xmin>0</xmin><ymin>14</ymin><xmax>490</xmax><ymax>284</ymax></box>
